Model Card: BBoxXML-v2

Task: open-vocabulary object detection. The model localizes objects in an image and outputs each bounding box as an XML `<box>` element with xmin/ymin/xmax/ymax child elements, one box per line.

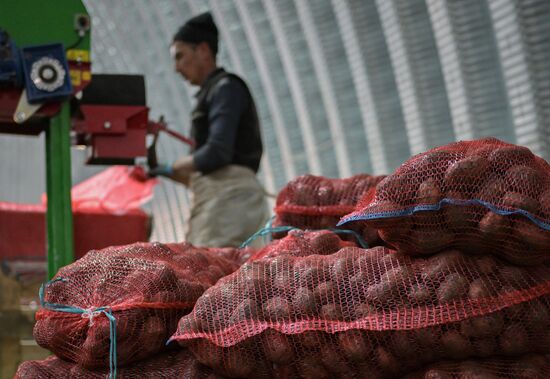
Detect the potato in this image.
<box><xmin>407</xmin><ymin>283</ymin><xmax>432</xmax><ymax>304</ymax></box>
<box><xmin>330</xmin><ymin>255</ymin><xmax>354</xmax><ymax>280</ymax></box>
<box><xmin>539</xmin><ymin>189</ymin><xmax>550</xmax><ymax>219</ymax></box>
<box><xmin>441</xmin><ymin>331</ymin><xmax>472</xmax><ymax>360</ymax></box>
<box><xmin>499</xmin><ymin>324</ymin><xmax>529</xmax><ymax>356</ymax></box>
<box><xmin>365</xmin><ymin>281</ymin><xmax>394</xmax><ymax>303</ymax></box>
<box><xmin>408</xmin><ymin>228</ymin><xmax>454</xmax><ymax>255</ymax></box>
<box><xmin>525</xmin><ymin>299</ymin><xmax>550</xmax><ymax>334</ymax></box>
<box><xmin>473</xmin><ymin>255</ymin><xmax>499</xmax><ymax>275</ymax></box>
<box><xmin>421</xmin><ymin>249</ymin><xmax>463</xmax><ymax>280</ymax></box>
<box><xmin>338</xmin><ymin>330</ymin><xmax>371</xmax><ymax>361</ymax></box>
<box><xmin>295</xmin><ymin>266</ymin><xmax>322</xmax><ymax>289</ymax></box>
<box><xmin>320</xmin><ymin>303</ymin><xmax>343</xmax><ymax>320</ymax></box>
<box><xmin>229</xmin><ymin>298</ymin><xmax>259</xmax><ymax>324</ymax></box>
<box><xmin>273</xmin><ymin>269</ymin><xmax>294</xmax><ymax>292</ymax></box>
<box><xmin>317</xmin><ymin>183</ymin><xmax>334</xmax><ymax>205</ymax></box>
<box><xmin>313</xmin><ymin>281</ymin><xmax>336</xmax><ymax>305</ymax></box>
<box><xmin>320</xmin><ymin>345</ymin><xmax>355</xmax><ymax>376</ymax></box>
<box><xmin>420</xmin><ymin>369</ymin><xmax>453</xmax><ymax>379</ymax></box>
<box><xmin>468</xmin><ymin>278</ymin><xmax>495</xmax><ymax>300</ymax></box>
<box><xmin>414</xmin><ymin>328</ymin><xmax>438</xmax><ymax>348</ymax></box>
<box><xmin>391</xmin><ymin>331</ymin><xmax>414</xmax><ymax>358</ymax></box>
<box><xmin>488</xmin><ymin>145</ymin><xmax>534</xmax><ymax>166</ymax></box>
<box><xmin>443</xmin><ymin>192</ymin><xmax>475</xmax><ymax>230</ymax></box>
<box><xmin>443</xmin><ymin>156</ymin><xmax>490</xmax><ymax>193</ymax></box>
<box><xmin>505</xmin><ymin>165</ymin><xmax>545</xmax><ymax>197</ymax></box>
<box><xmin>376</xmin><ymin>176</ymin><xmax>410</xmax><ymax>203</ymax></box>
<box><xmin>437</xmin><ymin>273</ymin><xmax>469</xmax><ymax>303</ymax></box>
<box><xmin>514</xmin><ymin>221</ymin><xmax>550</xmax><ymax>255</ymax></box>
<box><xmin>378</xmin><ymin>223</ymin><xmax>412</xmax><ymax>245</ymax></box>
<box><xmin>307</xmin><ymin>231</ymin><xmax>342</xmax><ymax>255</ymax></box>
<box><xmin>188</xmin><ymin>340</ymin><xmax>224</xmax><ymax>371</ymax></box>
<box><xmin>476</xmin><ymin>176</ymin><xmax>507</xmax><ymax>204</ymax></box>
<box><xmin>498</xmin><ymin>266</ymin><xmax>526</xmax><ymax>285</ymax></box>
<box><xmin>263</xmin><ymin>296</ymin><xmax>291</xmax><ymax>320</ymax></box>
<box><xmin>460</xmin><ymin>313</ymin><xmax>504</xmax><ymax>338</ymax></box>
<box><xmin>401</xmin><ymin>151</ymin><xmax>452</xmax><ymax>186</ymax></box>
<box><xmin>478</xmin><ymin>211</ymin><xmax>511</xmax><ymax>241</ymax></box>
<box><xmin>375</xmin><ymin>346</ymin><xmax>400</xmax><ymax>377</ymax></box>
<box><xmin>416</xmin><ymin>178</ymin><xmax>443</xmax><ymax>205</ymax></box>
<box><xmin>223</xmin><ymin>344</ymin><xmax>256</xmax><ymax>378</ymax></box>
<box><xmin>348</xmin><ymin>272</ymin><xmax>370</xmax><ymax>298</ymax></box>
<box><xmin>262</xmin><ymin>329</ymin><xmax>294</xmax><ymax>365</ymax></box>
<box><xmin>354</xmin><ymin>302</ymin><xmax>377</xmax><ymax>318</ymax></box>
<box><xmin>473</xmin><ymin>338</ymin><xmax>498</xmax><ymax>358</ymax></box>
<box><xmin>289</xmin><ymin>181</ymin><xmax>316</xmax><ymax>206</ymax></box>
<box><xmin>292</xmin><ymin>287</ymin><xmax>317</xmax><ymax>315</ymax></box>
<box><xmin>502</xmin><ymin>191</ymin><xmax>540</xmax><ymax>214</ymax></box>
<box><xmin>296</xmin><ymin>355</ymin><xmax>332</xmax><ymax>379</ymax></box>
<box><xmin>299</xmin><ymin>331</ymin><xmax>326</xmax><ymax>349</ymax></box>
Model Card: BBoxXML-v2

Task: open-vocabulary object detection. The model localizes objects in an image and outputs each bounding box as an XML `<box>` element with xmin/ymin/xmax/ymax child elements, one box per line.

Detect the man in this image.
<box><xmin>151</xmin><ymin>12</ymin><xmax>269</xmax><ymax>248</ymax></box>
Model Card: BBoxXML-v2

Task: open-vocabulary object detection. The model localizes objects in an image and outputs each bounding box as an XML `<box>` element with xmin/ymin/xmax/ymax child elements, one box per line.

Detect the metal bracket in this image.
<box><xmin>13</xmin><ymin>89</ymin><xmax>42</xmax><ymax>123</ymax></box>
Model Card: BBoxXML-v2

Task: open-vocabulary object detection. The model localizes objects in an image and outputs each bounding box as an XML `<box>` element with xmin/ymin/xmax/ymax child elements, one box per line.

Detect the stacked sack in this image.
<box><xmin>272</xmin><ymin>174</ymin><xmax>385</xmax><ymax>246</ymax></box>
<box><xmin>403</xmin><ymin>354</ymin><xmax>550</xmax><ymax>378</ymax></box>
<box><xmin>341</xmin><ymin>138</ymin><xmax>549</xmax><ymax>265</ymax></box>
<box><xmin>26</xmin><ymin>242</ymin><xmax>243</xmax><ymax>377</ymax></box>
<box><xmin>169</xmin><ymin>138</ymin><xmax>550</xmax><ymax>378</ymax></box>
<box><xmin>14</xmin><ymin>349</ymin><xmax>225</xmax><ymax>379</ymax></box>
<box><xmin>170</xmin><ymin>245</ymin><xmax>549</xmax><ymax>378</ymax></box>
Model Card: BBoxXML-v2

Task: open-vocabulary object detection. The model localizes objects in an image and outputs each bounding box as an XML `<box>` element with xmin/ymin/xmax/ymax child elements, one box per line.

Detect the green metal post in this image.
<box><xmin>45</xmin><ymin>102</ymin><xmax>74</xmax><ymax>278</ymax></box>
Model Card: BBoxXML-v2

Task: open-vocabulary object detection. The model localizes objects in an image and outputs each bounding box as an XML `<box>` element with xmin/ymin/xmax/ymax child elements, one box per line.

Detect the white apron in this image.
<box><xmin>186</xmin><ymin>165</ymin><xmax>270</xmax><ymax>247</ymax></box>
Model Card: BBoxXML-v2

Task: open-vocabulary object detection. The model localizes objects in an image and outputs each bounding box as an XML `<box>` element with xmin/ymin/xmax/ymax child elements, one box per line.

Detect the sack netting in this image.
<box><xmin>34</xmin><ymin>242</ymin><xmax>239</xmax><ymax>369</ymax></box>
<box><xmin>273</xmin><ymin>174</ymin><xmax>385</xmax><ymax>245</ymax></box>
<box><xmin>403</xmin><ymin>354</ymin><xmax>550</xmax><ymax>379</ymax></box>
<box><xmin>246</xmin><ymin>229</ymin><xmax>357</xmax><ymax>263</ymax></box>
<box><xmin>170</xmin><ymin>246</ymin><xmax>550</xmax><ymax>378</ymax></box>
<box><xmin>14</xmin><ymin>349</ymin><xmax>225</xmax><ymax>379</ymax></box>
<box><xmin>340</xmin><ymin>138</ymin><xmax>550</xmax><ymax>265</ymax></box>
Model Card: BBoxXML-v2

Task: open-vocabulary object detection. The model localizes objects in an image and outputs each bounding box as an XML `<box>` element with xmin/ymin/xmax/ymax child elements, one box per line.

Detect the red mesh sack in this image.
<box><xmin>14</xmin><ymin>349</ymin><xmax>226</xmax><ymax>379</ymax></box>
<box><xmin>207</xmin><ymin>246</ymin><xmax>255</xmax><ymax>267</ymax></box>
<box><xmin>246</xmin><ymin>229</ymin><xmax>357</xmax><ymax>262</ymax></box>
<box><xmin>273</xmin><ymin>174</ymin><xmax>385</xmax><ymax>245</ymax></box>
<box><xmin>341</xmin><ymin>138</ymin><xmax>550</xmax><ymax>265</ymax></box>
<box><xmin>403</xmin><ymin>354</ymin><xmax>550</xmax><ymax>379</ymax></box>
<box><xmin>33</xmin><ymin>242</ymin><xmax>239</xmax><ymax>370</ymax></box>
<box><xmin>170</xmin><ymin>246</ymin><xmax>550</xmax><ymax>378</ymax></box>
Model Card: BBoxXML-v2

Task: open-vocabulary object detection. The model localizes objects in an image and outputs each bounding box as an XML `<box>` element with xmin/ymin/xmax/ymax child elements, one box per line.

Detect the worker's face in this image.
<box><xmin>171</xmin><ymin>41</ymin><xmax>205</xmax><ymax>86</ymax></box>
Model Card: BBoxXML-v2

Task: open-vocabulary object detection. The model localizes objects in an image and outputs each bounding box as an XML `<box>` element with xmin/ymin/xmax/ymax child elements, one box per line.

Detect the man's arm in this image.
<box><xmin>151</xmin><ymin>78</ymin><xmax>247</xmax><ymax>185</ymax></box>
<box><xmin>192</xmin><ymin>77</ymin><xmax>247</xmax><ymax>174</ymax></box>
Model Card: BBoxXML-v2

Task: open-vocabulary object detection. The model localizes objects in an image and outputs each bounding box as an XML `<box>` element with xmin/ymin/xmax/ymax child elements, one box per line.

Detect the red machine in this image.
<box><xmin>71</xmin><ymin>74</ymin><xmax>193</xmax><ymax>166</ymax></box>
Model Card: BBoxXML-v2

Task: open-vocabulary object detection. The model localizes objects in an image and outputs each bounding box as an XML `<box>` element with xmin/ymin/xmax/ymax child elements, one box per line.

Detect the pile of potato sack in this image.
<box><xmin>15</xmin><ymin>138</ymin><xmax>550</xmax><ymax>378</ymax></box>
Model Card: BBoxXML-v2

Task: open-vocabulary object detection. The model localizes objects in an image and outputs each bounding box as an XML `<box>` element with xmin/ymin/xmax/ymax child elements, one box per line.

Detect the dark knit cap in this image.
<box><xmin>173</xmin><ymin>12</ymin><xmax>218</xmax><ymax>55</ymax></box>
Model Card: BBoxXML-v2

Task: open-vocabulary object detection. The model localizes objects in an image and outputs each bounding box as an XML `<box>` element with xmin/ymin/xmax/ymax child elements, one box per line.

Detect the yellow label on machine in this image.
<box><xmin>66</xmin><ymin>49</ymin><xmax>90</xmax><ymax>63</ymax></box>
<box><xmin>70</xmin><ymin>70</ymin><xmax>81</xmax><ymax>86</ymax></box>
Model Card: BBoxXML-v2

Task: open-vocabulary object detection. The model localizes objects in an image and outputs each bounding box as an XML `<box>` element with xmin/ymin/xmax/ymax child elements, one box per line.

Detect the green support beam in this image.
<box><xmin>1</xmin><ymin>0</ymin><xmax>89</xmax><ymax>278</ymax></box>
<box><xmin>46</xmin><ymin>102</ymin><xmax>74</xmax><ymax>278</ymax></box>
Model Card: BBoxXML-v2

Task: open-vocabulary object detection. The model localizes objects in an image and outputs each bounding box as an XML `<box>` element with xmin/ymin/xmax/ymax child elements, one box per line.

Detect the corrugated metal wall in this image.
<box><xmin>0</xmin><ymin>0</ymin><xmax>548</xmax><ymax>242</ymax></box>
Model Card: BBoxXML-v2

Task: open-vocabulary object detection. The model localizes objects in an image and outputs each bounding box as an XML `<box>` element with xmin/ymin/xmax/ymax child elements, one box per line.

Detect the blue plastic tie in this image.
<box><xmin>40</xmin><ymin>278</ymin><xmax>118</xmax><ymax>379</ymax></box>
<box><xmin>338</xmin><ymin>197</ymin><xmax>550</xmax><ymax>231</ymax></box>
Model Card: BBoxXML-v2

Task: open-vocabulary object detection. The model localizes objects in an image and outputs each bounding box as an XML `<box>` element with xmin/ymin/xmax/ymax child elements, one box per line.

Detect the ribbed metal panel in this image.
<box><xmin>489</xmin><ymin>0</ymin><xmax>550</xmax><ymax>161</ymax></box>
<box><xmin>427</xmin><ymin>0</ymin><xmax>515</xmax><ymax>142</ymax></box>
<box><xmin>377</xmin><ymin>0</ymin><xmax>455</xmax><ymax>154</ymax></box>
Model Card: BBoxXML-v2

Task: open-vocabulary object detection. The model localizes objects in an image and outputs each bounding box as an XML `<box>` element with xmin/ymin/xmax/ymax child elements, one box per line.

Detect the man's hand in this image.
<box><xmin>172</xmin><ymin>155</ymin><xmax>196</xmax><ymax>187</ymax></box>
